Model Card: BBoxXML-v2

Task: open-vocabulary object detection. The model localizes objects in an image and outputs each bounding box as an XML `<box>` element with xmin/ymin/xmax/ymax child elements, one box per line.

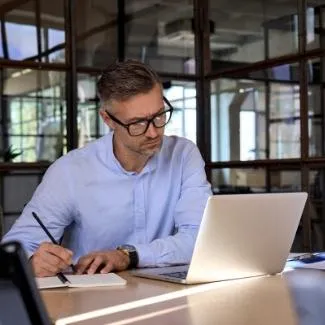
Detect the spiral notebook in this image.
<box><xmin>36</xmin><ymin>273</ymin><xmax>127</xmax><ymax>289</ymax></box>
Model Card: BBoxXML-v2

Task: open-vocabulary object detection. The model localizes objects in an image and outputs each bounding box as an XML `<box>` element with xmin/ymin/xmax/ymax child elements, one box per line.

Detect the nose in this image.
<box><xmin>145</xmin><ymin>121</ymin><xmax>159</xmax><ymax>138</ymax></box>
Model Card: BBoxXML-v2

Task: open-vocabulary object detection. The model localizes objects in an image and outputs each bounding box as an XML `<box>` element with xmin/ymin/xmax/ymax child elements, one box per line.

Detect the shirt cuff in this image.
<box><xmin>134</xmin><ymin>243</ymin><xmax>156</xmax><ymax>268</ymax></box>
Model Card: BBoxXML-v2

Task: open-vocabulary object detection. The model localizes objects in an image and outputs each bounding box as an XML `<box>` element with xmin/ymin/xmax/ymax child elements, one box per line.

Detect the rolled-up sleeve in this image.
<box><xmin>2</xmin><ymin>158</ymin><xmax>75</xmax><ymax>257</ymax></box>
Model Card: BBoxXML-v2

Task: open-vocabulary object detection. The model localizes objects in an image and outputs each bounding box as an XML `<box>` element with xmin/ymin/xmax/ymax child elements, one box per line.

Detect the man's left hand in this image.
<box><xmin>75</xmin><ymin>250</ymin><xmax>129</xmax><ymax>274</ymax></box>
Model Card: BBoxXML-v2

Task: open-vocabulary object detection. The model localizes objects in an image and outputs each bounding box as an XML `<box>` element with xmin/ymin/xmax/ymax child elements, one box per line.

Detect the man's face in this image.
<box><xmin>100</xmin><ymin>84</ymin><xmax>166</xmax><ymax>158</ymax></box>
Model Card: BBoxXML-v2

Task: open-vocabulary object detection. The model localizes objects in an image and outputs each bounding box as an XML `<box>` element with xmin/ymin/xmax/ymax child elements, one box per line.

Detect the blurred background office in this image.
<box><xmin>0</xmin><ymin>0</ymin><xmax>324</xmax><ymax>252</ymax></box>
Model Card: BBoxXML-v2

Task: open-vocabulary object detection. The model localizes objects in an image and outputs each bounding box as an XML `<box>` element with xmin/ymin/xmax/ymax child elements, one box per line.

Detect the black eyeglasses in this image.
<box><xmin>105</xmin><ymin>96</ymin><xmax>174</xmax><ymax>136</ymax></box>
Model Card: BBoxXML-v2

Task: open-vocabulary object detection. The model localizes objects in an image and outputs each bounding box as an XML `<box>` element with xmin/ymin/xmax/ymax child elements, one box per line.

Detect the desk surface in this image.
<box><xmin>41</xmin><ymin>268</ymin><xmax>325</xmax><ymax>325</ymax></box>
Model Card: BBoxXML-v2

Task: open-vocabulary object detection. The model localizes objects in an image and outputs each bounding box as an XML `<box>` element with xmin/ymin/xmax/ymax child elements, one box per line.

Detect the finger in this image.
<box><xmin>42</xmin><ymin>250</ymin><xmax>70</xmax><ymax>270</ymax></box>
<box><xmin>33</xmin><ymin>247</ymin><xmax>70</xmax><ymax>275</ymax></box>
<box><xmin>41</xmin><ymin>242</ymin><xmax>72</xmax><ymax>254</ymax></box>
<box><xmin>32</xmin><ymin>243</ymin><xmax>69</xmax><ymax>277</ymax></box>
<box><xmin>32</xmin><ymin>255</ymin><xmax>60</xmax><ymax>275</ymax></box>
<box><xmin>76</xmin><ymin>256</ymin><xmax>94</xmax><ymax>275</ymax></box>
<box><xmin>99</xmin><ymin>261</ymin><xmax>114</xmax><ymax>274</ymax></box>
<box><xmin>87</xmin><ymin>256</ymin><xmax>104</xmax><ymax>274</ymax></box>
<box><xmin>40</xmin><ymin>242</ymin><xmax>73</xmax><ymax>258</ymax></box>
<box><xmin>34</xmin><ymin>265</ymin><xmax>54</xmax><ymax>277</ymax></box>
<box><xmin>44</xmin><ymin>244</ymin><xmax>73</xmax><ymax>264</ymax></box>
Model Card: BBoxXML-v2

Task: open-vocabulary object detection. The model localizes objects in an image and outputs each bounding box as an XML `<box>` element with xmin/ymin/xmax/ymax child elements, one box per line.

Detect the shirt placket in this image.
<box><xmin>134</xmin><ymin>174</ymin><xmax>146</xmax><ymax>244</ymax></box>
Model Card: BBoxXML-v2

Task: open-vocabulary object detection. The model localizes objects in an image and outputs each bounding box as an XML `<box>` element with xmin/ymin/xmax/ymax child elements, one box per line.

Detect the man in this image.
<box><xmin>2</xmin><ymin>60</ymin><xmax>212</xmax><ymax>277</ymax></box>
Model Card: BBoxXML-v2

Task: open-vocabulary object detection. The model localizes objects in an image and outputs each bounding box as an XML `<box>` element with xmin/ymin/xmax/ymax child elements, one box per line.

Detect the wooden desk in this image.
<box><xmin>42</xmin><ymin>269</ymin><xmax>325</xmax><ymax>325</ymax></box>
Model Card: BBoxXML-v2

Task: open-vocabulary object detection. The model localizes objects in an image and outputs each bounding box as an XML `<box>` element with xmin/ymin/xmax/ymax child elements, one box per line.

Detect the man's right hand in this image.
<box><xmin>30</xmin><ymin>242</ymin><xmax>73</xmax><ymax>277</ymax></box>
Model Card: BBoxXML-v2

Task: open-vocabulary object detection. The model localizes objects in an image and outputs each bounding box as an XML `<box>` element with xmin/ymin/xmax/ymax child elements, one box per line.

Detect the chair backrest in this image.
<box><xmin>0</xmin><ymin>205</ymin><xmax>3</xmax><ymax>240</ymax></box>
<box><xmin>0</xmin><ymin>241</ymin><xmax>52</xmax><ymax>325</ymax></box>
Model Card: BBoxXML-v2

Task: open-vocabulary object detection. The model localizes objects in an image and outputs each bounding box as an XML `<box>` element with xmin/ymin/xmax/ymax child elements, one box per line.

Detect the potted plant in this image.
<box><xmin>0</xmin><ymin>145</ymin><xmax>23</xmax><ymax>162</ymax></box>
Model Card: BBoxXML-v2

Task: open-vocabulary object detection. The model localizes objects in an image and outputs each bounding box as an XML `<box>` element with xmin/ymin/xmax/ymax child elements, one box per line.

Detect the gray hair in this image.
<box><xmin>97</xmin><ymin>60</ymin><xmax>162</xmax><ymax>109</ymax></box>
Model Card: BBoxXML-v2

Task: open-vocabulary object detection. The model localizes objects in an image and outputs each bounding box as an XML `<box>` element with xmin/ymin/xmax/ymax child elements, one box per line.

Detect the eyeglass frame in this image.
<box><xmin>104</xmin><ymin>96</ymin><xmax>174</xmax><ymax>136</ymax></box>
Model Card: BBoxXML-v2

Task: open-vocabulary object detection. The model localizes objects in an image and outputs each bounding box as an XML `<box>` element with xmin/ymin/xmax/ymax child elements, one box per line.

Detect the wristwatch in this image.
<box><xmin>116</xmin><ymin>244</ymin><xmax>139</xmax><ymax>269</ymax></box>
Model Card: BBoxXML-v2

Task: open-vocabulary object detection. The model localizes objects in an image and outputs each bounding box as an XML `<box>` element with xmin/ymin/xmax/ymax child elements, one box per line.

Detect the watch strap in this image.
<box><xmin>117</xmin><ymin>245</ymin><xmax>139</xmax><ymax>269</ymax></box>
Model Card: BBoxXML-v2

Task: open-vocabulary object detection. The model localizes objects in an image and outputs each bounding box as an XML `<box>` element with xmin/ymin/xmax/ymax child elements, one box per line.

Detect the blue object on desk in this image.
<box><xmin>299</xmin><ymin>255</ymin><xmax>325</xmax><ymax>264</ymax></box>
<box><xmin>288</xmin><ymin>253</ymin><xmax>325</xmax><ymax>264</ymax></box>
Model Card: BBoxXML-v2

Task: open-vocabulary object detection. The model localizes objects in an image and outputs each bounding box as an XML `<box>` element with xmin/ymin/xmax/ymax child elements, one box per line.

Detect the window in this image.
<box><xmin>163</xmin><ymin>81</ymin><xmax>197</xmax><ymax>143</ymax></box>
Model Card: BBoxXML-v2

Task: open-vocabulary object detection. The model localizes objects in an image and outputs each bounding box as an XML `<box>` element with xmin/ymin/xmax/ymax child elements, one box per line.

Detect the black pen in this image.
<box><xmin>32</xmin><ymin>211</ymin><xmax>77</xmax><ymax>273</ymax></box>
<box><xmin>57</xmin><ymin>272</ymin><xmax>70</xmax><ymax>284</ymax></box>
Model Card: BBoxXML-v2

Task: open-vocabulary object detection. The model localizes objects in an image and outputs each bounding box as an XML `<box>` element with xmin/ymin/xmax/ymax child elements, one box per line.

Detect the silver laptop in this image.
<box><xmin>132</xmin><ymin>192</ymin><xmax>308</xmax><ymax>284</ymax></box>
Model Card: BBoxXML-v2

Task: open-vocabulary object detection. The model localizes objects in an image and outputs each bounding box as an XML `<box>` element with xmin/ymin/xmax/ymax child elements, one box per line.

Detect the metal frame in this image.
<box><xmin>117</xmin><ymin>0</ymin><xmax>125</xmax><ymax>62</ymax></box>
<box><xmin>194</xmin><ymin>0</ymin><xmax>211</xmax><ymax>162</ymax></box>
<box><xmin>297</xmin><ymin>0</ymin><xmax>312</xmax><ymax>249</ymax></box>
<box><xmin>0</xmin><ymin>0</ymin><xmax>324</xmax><ymax>250</ymax></box>
<box><xmin>65</xmin><ymin>0</ymin><xmax>78</xmax><ymax>151</ymax></box>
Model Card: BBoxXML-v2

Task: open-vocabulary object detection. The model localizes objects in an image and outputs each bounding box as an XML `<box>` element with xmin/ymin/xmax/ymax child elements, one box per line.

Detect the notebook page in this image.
<box><xmin>65</xmin><ymin>273</ymin><xmax>127</xmax><ymax>287</ymax></box>
<box><xmin>35</xmin><ymin>276</ymin><xmax>67</xmax><ymax>289</ymax></box>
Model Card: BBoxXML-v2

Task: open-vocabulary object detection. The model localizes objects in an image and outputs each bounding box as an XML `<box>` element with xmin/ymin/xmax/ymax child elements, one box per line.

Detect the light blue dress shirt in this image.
<box><xmin>3</xmin><ymin>132</ymin><xmax>212</xmax><ymax>267</ymax></box>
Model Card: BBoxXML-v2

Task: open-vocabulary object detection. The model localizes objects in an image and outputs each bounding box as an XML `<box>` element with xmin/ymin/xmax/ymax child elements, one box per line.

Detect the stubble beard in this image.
<box><xmin>135</xmin><ymin>137</ymin><xmax>163</xmax><ymax>157</ymax></box>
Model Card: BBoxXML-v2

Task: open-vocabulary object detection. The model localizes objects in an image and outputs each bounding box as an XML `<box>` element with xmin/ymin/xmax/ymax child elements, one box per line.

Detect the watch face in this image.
<box><xmin>119</xmin><ymin>245</ymin><xmax>136</xmax><ymax>252</ymax></box>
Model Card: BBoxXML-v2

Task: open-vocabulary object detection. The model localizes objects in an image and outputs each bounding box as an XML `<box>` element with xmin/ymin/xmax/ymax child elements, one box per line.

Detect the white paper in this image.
<box><xmin>36</xmin><ymin>276</ymin><xmax>67</xmax><ymax>289</ymax></box>
<box><xmin>65</xmin><ymin>273</ymin><xmax>127</xmax><ymax>288</ymax></box>
<box><xmin>36</xmin><ymin>273</ymin><xmax>127</xmax><ymax>289</ymax></box>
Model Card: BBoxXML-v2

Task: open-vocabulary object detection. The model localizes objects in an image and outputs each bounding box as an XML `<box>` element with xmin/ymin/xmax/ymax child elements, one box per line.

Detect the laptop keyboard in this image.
<box><xmin>160</xmin><ymin>271</ymin><xmax>188</xmax><ymax>279</ymax></box>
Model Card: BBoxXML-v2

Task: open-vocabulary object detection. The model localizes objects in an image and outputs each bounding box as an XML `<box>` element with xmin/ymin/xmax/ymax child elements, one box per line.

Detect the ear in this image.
<box><xmin>99</xmin><ymin>109</ymin><xmax>115</xmax><ymax>130</ymax></box>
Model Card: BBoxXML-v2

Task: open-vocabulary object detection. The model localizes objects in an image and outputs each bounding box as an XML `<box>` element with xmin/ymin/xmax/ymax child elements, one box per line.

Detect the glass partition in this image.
<box><xmin>76</xmin><ymin>77</ymin><xmax>197</xmax><ymax>147</ymax></box>
<box><xmin>125</xmin><ymin>0</ymin><xmax>195</xmax><ymax>74</ymax></box>
<box><xmin>209</xmin><ymin>0</ymin><xmax>299</xmax><ymax>71</ymax></box>
<box><xmin>40</xmin><ymin>0</ymin><xmax>65</xmax><ymax>63</ymax></box>
<box><xmin>211</xmin><ymin>167</ymin><xmax>301</xmax><ymax>194</ymax></box>
<box><xmin>210</xmin><ymin>60</ymin><xmax>310</xmax><ymax>162</ymax></box>
<box><xmin>210</xmin><ymin>79</ymin><xmax>266</xmax><ymax>162</ymax></box>
<box><xmin>75</xmin><ymin>1</ymin><xmax>118</xmax><ymax>68</ymax></box>
<box><xmin>163</xmin><ymin>80</ymin><xmax>196</xmax><ymax>143</ymax></box>
<box><xmin>1</xmin><ymin>68</ymin><xmax>66</xmax><ymax>162</ymax></box>
<box><xmin>77</xmin><ymin>73</ymin><xmax>105</xmax><ymax>147</ymax></box>
<box><xmin>4</xmin><ymin>0</ymin><xmax>38</xmax><ymax>61</ymax></box>
<box><xmin>305</xmin><ymin>2</ymin><xmax>325</xmax><ymax>51</ymax></box>
<box><xmin>211</xmin><ymin>168</ymin><xmax>266</xmax><ymax>194</ymax></box>
<box><xmin>269</xmin><ymin>83</ymin><xmax>300</xmax><ymax>159</ymax></box>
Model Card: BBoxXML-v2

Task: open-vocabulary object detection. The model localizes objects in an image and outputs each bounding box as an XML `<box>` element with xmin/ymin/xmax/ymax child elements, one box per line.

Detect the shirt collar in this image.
<box><xmin>105</xmin><ymin>131</ymin><xmax>159</xmax><ymax>176</ymax></box>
